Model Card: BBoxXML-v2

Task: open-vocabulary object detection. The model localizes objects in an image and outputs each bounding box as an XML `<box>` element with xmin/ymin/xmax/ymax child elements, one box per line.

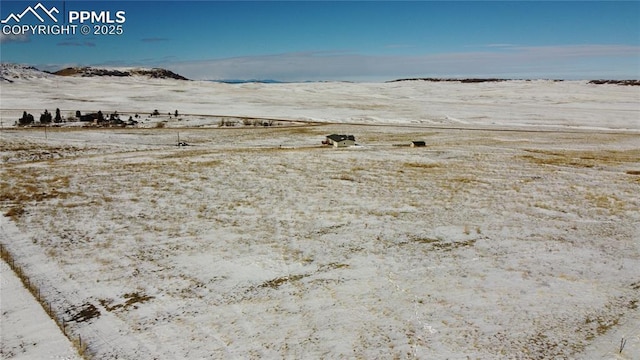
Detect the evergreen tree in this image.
<box><xmin>40</xmin><ymin>109</ymin><xmax>52</xmax><ymax>124</ymax></box>
<box><xmin>18</xmin><ymin>111</ymin><xmax>34</xmax><ymax>125</ymax></box>
<box><xmin>55</xmin><ymin>108</ymin><xmax>62</xmax><ymax>123</ymax></box>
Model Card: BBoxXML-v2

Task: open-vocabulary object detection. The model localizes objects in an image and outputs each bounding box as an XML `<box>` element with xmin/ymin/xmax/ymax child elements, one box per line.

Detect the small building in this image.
<box><xmin>324</xmin><ymin>134</ymin><xmax>356</xmax><ymax>148</ymax></box>
<box><xmin>410</xmin><ymin>141</ymin><xmax>426</xmax><ymax>147</ymax></box>
<box><xmin>79</xmin><ymin>113</ymin><xmax>101</xmax><ymax>122</ymax></box>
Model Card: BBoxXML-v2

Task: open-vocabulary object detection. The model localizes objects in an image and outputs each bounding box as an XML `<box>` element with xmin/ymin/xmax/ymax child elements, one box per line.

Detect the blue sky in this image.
<box><xmin>1</xmin><ymin>1</ymin><xmax>639</xmax><ymax>81</ymax></box>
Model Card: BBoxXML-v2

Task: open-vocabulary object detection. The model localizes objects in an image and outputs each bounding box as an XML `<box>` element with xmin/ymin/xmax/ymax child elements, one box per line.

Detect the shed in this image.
<box><xmin>410</xmin><ymin>141</ymin><xmax>426</xmax><ymax>147</ymax></box>
<box><xmin>325</xmin><ymin>134</ymin><xmax>356</xmax><ymax>148</ymax></box>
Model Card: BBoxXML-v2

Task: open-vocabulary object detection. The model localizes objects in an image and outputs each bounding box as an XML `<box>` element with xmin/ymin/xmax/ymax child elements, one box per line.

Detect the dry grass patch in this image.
<box><xmin>182</xmin><ymin>159</ymin><xmax>223</xmax><ymax>170</ymax></box>
<box><xmin>402</xmin><ymin>162</ymin><xmax>441</xmax><ymax>169</ymax></box>
<box><xmin>278</xmin><ymin>126</ymin><xmax>324</xmax><ymax>135</ymax></box>
<box><xmin>1</xmin><ymin>138</ymin><xmax>93</xmax><ymax>163</ymax></box>
<box><xmin>100</xmin><ymin>292</ymin><xmax>154</xmax><ymax>312</ymax></box>
<box><xmin>584</xmin><ymin>191</ymin><xmax>626</xmax><ymax>214</ymax></box>
<box><xmin>66</xmin><ymin>303</ymin><xmax>101</xmax><ymax>323</ymax></box>
<box><xmin>521</xmin><ymin>148</ymin><xmax>640</xmax><ymax>168</ymax></box>
<box><xmin>438</xmin><ymin>176</ymin><xmax>488</xmax><ymax>195</ymax></box>
<box><xmin>59</xmin><ymin>201</ymin><xmax>95</xmax><ymax>209</ymax></box>
<box><xmin>4</xmin><ymin>206</ymin><xmax>25</xmax><ymax>220</ymax></box>
<box><xmin>157</xmin><ymin>149</ymin><xmax>214</xmax><ymax>159</ymax></box>
<box><xmin>432</xmin><ymin>239</ymin><xmax>477</xmax><ymax>251</ymax></box>
<box><xmin>336</xmin><ymin>174</ymin><xmax>357</xmax><ymax>182</ymax></box>
<box><xmin>407</xmin><ymin>235</ymin><xmax>477</xmax><ymax>251</ymax></box>
<box><xmin>362</xmin><ymin>132</ymin><xmax>436</xmax><ymax>143</ymax></box>
<box><xmin>321</xmin><ymin>262</ymin><xmax>350</xmax><ymax>270</ymax></box>
<box><xmin>1</xmin><ymin>168</ymin><xmax>74</xmax><ymax>220</ymax></box>
<box><xmin>450</xmin><ymin>176</ymin><xmax>481</xmax><ymax>184</ymax></box>
<box><xmin>0</xmin><ymin>141</ymin><xmax>82</xmax><ymax>153</ymax></box>
<box><xmin>409</xmin><ymin>235</ymin><xmax>441</xmax><ymax>244</ymax></box>
<box><xmin>521</xmin><ymin>154</ymin><xmax>594</xmax><ymax>168</ymax></box>
<box><xmin>259</xmin><ymin>274</ymin><xmax>308</xmax><ymax>289</ymax></box>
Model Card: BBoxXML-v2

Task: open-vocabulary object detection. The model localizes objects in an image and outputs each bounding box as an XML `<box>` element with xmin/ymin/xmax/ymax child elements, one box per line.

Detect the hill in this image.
<box><xmin>1</xmin><ymin>63</ymin><xmax>190</xmax><ymax>81</ymax></box>
<box><xmin>1</xmin><ymin>63</ymin><xmax>53</xmax><ymax>82</ymax></box>
<box><xmin>53</xmin><ymin>66</ymin><xmax>189</xmax><ymax>80</ymax></box>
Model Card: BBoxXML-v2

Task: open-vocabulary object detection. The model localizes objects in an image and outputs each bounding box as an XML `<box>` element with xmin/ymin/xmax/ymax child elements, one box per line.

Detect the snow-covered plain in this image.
<box><xmin>1</xmin><ymin>70</ymin><xmax>640</xmax><ymax>359</ymax></box>
<box><xmin>1</xmin><ymin>67</ymin><xmax>639</xmax><ymax>131</ymax></box>
<box><xmin>0</xmin><ymin>239</ymin><xmax>81</xmax><ymax>360</ymax></box>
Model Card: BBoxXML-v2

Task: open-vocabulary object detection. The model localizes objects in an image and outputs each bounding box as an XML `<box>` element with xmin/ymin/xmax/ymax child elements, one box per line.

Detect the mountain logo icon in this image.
<box><xmin>1</xmin><ymin>3</ymin><xmax>59</xmax><ymax>24</ymax></box>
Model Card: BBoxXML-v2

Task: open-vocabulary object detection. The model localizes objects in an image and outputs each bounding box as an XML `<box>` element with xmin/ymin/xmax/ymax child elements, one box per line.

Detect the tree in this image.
<box><xmin>174</xmin><ymin>110</ymin><xmax>179</xmax><ymax>117</ymax></box>
<box><xmin>54</xmin><ymin>108</ymin><xmax>62</xmax><ymax>123</ymax></box>
<box><xmin>40</xmin><ymin>109</ymin><xmax>52</xmax><ymax>124</ymax></box>
<box><xmin>18</xmin><ymin>111</ymin><xmax>34</xmax><ymax>126</ymax></box>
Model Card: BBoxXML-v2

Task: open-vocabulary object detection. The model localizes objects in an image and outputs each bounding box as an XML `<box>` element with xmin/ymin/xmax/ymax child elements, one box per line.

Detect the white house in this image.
<box><xmin>325</xmin><ymin>134</ymin><xmax>356</xmax><ymax>147</ymax></box>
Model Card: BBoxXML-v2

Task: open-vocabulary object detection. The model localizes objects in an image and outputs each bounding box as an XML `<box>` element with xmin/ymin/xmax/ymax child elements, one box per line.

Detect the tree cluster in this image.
<box><xmin>18</xmin><ymin>111</ymin><xmax>35</xmax><ymax>125</ymax></box>
<box><xmin>17</xmin><ymin>108</ymin><xmax>65</xmax><ymax>126</ymax></box>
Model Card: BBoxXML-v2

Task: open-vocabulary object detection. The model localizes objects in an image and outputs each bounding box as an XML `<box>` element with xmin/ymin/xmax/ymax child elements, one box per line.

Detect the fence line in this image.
<box><xmin>0</xmin><ymin>242</ymin><xmax>89</xmax><ymax>358</ymax></box>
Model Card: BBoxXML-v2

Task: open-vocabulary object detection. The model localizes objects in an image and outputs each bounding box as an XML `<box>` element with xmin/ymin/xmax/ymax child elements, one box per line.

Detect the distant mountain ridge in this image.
<box><xmin>1</xmin><ymin>63</ymin><xmax>189</xmax><ymax>81</ymax></box>
<box><xmin>2</xmin><ymin>63</ymin><xmax>638</xmax><ymax>84</ymax></box>
<box><xmin>1</xmin><ymin>63</ymin><xmax>53</xmax><ymax>82</ymax></box>
<box><xmin>53</xmin><ymin>66</ymin><xmax>189</xmax><ymax>80</ymax></box>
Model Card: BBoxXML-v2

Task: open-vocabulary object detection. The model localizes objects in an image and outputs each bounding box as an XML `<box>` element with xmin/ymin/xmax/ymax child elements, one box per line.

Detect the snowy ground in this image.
<box><xmin>0</xmin><ymin>241</ymin><xmax>81</xmax><ymax>360</ymax></box>
<box><xmin>1</xmin><ymin>75</ymin><xmax>639</xmax><ymax>359</ymax></box>
<box><xmin>1</xmin><ymin>73</ymin><xmax>639</xmax><ymax>131</ymax></box>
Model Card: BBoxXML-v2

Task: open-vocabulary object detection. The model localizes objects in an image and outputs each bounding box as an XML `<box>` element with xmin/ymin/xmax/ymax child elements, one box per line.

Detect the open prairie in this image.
<box><xmin>1</xmin><ymin>76</ymin><xmax>639</xmax><ymax>359</ymax></box>
<box><xmin>2</xmin><ymin>123</ymin><xmax>639</xmax><ymax>359</ymax></box>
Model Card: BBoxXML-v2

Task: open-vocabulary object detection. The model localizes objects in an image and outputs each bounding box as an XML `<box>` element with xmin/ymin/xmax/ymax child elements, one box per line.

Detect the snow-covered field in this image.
<box><xmin>1</xmin><ymin>66</ymin><xmax>639</xmax><ymax>131</ymax></box>
<box><xmin>0</xmin><ymin>239</ymin><xmax>81</xmax><ymax>360</ymax></box>
<box><xmin>1</xmin><ymin>71</ymin><xmax>639</xmax><ymax>359</ymax></box>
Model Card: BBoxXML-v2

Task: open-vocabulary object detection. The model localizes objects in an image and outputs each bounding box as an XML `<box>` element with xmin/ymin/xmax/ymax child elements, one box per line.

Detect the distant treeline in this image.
<box><xmin>387</xmin><ymin>78</ymin><xmax>514</xmax><ymax>83</ymax></box>
<box><xmin>388</xmin><ymin>78</ymin><xmax>640</xmax><ymax>86</ymax></box>
<box><xmin>587</xmin><ymin>80</ymin><xmax>640</xmax><ymax>86</ymax></box>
